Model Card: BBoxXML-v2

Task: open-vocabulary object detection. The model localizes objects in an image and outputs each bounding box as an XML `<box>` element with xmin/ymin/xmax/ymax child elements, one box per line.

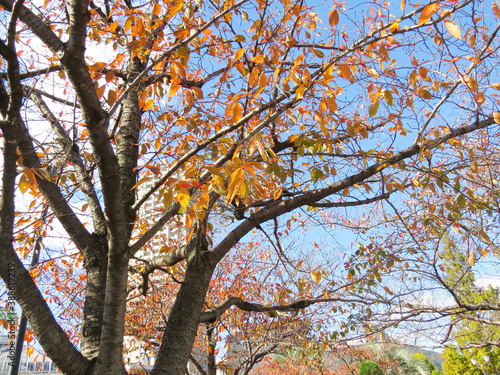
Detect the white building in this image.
<box><xmin>0</xmin><ymin>335</ymin><xmax>58</xmax><ymax>375</ymax></box>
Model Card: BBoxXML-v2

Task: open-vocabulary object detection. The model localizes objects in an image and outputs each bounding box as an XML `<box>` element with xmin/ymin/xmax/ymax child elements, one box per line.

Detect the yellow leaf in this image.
<box><xmin>251</xmin><ymin>55</ymin><xmax>265</xmax><ymax>64</ymax></box>
<box><xmin>384</xmin><ymin>90</ymin><xmax>394</xmax><ymax>106</ymax></box>
<box><xmin>234</xmin><ymin>48</ymin><xmax>245</xmax><ymax>61</ymax></box>
<box><xmin>311</xmin><ymin>270</ymin><xmax>322</xmax><ymax>284</ymax></box>
<box><xmin>417</xmin><ymin>88</ymin><xmax>432</xmax><ymax>99</ymax></box>
<box><xmin>206</xmin><ymin>166</ymin><xmax>223</xmax><ymax>177</ymax></box>
<box><xmin>124</xmin><ymin>16</ymin><xmax>133</xmax><ymax>33</ymax></box>
<box><xmin>493</xmin><ymin>112</ymin><xmax>500</xmax><ymax>124</ymax></box>
<box><xmin>328</xmin><ymin>10</ymin><xmax>339</xmax><ymax>28</ymax></box>
<box><xmin>475</xmin><ymin>92</ymin><xmax>485</xmax><ymax>105</ymax></box>
<box><xmin>468</xmin><ymin>251</ymin><xmax>476</xmax><ymax>266</ymax></box>
<box><xmin>302</xmin><ymin>69</ymin><xmax>312</xmax><ymax>86</ymax></box>
<box><xmin>163</xmin><ymin>188</ymin><xmax>174</xmax><ymax>209</ymax></box>
<box><xmin>418</xmin><ymin>3</ymin><xmax>438</xmax><ymax>25</ymax></box>
<box><xmin>296</xmin><ymin>85</ymin><xmax>305</xmax><ymax>100</ymax></box>
<box><xmin>444</xmin><ymin>20</ymin><xmax>461</xmax><ymax>39</ymax></box>
<box><xmin>177</xmin><ymin>188</ymin><xmax>190</xmax><ymax>210</ymax></box>
<box><xmin>18</xmin><ymin>173</ymin><xmax>30</xmax><ymax>194</ymax></box>
<box><xmin>342</xmin><ymin>187</ymin><xmax>349</xmax><ymax>197</ymax></box>
<box><xmin>369</xmin><ymin>100</ymin><xmax>380</xmax><ymax>116</ymax></box>
<box><xmin>366</xmin><ymin>68</ymin><xmax>380</xmax><ymax>78</ymax></box>
<box><xmin>226</xmin><ymin>168</ymin><xmax>245</xmax><ymax>204</ymax></box>
<box><xmin>491</xmin><ymin>83</ymin><xmax>500</xmax><ymax>91</ymax></box>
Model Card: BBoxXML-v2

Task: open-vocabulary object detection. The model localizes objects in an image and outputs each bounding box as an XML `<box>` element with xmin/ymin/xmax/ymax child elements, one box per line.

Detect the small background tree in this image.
<box><xmin>359</xmin><ymin>360</ymin><xmax>384</xmax><ymax>375</ymax></box>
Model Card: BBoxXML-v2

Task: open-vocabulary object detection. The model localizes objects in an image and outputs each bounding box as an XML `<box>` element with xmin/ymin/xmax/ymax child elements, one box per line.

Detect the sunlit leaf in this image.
<box><xmin>493</xmin><ymin>112</ymin><xmax>500</xmax><ymax>124</ymax></box>
<box><xmin>418</xmin><ymin>3</ymin><xmax>438</xmax><ymax>25</ymax></box>
<box><xmin>177</xmin><ymin>188</ymin><xmax>190</xmax><ymax>210</ymax></box>
<box><xmin>311</xmin><ymin>270</ymin><xmax>322</xmax><ymax>283</ymax></box>
<box><xmin>18</xmin><ymin>173</ymin><xmax>30</xmax><ymax>194</ymax></box>
<box><xmin>444</xmin><ymin>20</ymin><xmax>461</xmax><ymax>39</ymax></box>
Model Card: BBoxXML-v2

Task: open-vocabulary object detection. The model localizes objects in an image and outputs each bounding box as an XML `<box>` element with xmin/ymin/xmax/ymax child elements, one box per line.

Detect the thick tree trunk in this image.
<box><xmin>80</xmin><ymin>237</ymin><xmax>108</xmax><ymax>361</ymax></box>
<box><xmin>96</xmin><ymin>253</ymin><xmax>130</xmax><ymax>375</ymax></box>
<box><xmin>151</xmin><ymin>252</ymin><xmax>216</xmax><ymax>375</ymax></box>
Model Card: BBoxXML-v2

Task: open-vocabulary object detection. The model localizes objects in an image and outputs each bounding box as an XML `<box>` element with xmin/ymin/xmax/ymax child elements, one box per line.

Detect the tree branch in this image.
<box><xmin>210</xmin><ymin>115</ymin><xmax>497</xmax><ymax>265</ymax></box>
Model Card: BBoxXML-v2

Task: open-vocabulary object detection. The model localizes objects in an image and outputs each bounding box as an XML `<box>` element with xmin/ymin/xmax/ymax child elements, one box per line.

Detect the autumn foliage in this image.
<box><xmin>1</xmin><ymin>0</ymin><xmax>500</xmax><ymax>374</ymax></box>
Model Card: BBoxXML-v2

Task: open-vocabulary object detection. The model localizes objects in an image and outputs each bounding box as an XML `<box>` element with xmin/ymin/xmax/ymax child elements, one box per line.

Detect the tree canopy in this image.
<box><xmin>1</xmin><ymin>0</ymin><xmax>500</xmax><ymax>374</ymax></box>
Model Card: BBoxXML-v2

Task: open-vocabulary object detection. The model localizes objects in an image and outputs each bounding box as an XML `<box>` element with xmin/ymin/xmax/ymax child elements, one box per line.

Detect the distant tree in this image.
<box><xmin>439</xmin><ymin>238</ymin><xmax>500</xmax><ymax>375</ymax></box>
<box><xmin>359</xmin><ymin>360</ymin><xmax>384</xmax><ymax>375</ymax></box>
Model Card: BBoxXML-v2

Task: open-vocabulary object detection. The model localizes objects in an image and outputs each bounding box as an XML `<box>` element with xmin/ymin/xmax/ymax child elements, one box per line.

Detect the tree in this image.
<box><xmin>359</xmin><ymin>361</ymin><xmax>384</xmax><ymax>375</ymax></box>
<box><xmin>439</xmin><ymin>240</ymin><xmax>500</xmax><ymax>375</ymax></box>
<box><xmin>1</xmin><ymin>0</ymin><xmax>500</xmax><ymax>374</ymax></box>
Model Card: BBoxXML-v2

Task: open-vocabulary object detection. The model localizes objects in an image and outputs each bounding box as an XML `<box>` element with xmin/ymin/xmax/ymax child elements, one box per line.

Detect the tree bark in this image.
<box><xmin>151</xmin><ymin>251</ymin><xmax>216</xmax><ymax>375</ymax></box>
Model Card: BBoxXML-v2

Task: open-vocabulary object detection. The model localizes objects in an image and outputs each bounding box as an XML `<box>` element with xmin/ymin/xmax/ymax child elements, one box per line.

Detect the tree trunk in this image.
<box><xmin>151</xmin><ymin>252</ymin><xmax>216</xmax><ymax>375</ymax></box>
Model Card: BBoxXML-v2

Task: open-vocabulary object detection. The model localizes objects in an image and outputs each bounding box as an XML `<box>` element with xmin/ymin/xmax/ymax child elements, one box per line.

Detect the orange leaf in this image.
<box><xmin>328</xmin><ymin>10</ymin><xmax>339</xmax><ymax>28</ymax></box>
<box><xmin>234</xmin><ymin>48</ymin><xmax>245</xmax><ymax>61</ymax></box>
<box><xmin>493</xmin><ymin>2</ymin><xmax>500</xmax><ymax>18</ymax></box>
<box><xmin>178</xmin><ymin>180</ymin><xmax>192</xmax><ymax>189</ymax></box>
<box><xmin>444</xmin><ymin>20</ymin><xmax>461</xmax><ymax>39</ymax></box>
<box><xmin>418</xmin><ymin>3</ymin><xmax>438</xmax><ymax>25</ymax></box>
<box><xmin>89</xmin><ymin>62</ymin><xmax>107</xmax><ymax>72</ymax></box>
<box><xmin>172</xmin><ymin>61</ymin><xmax>186</xmax><ymax>78</ymax></box>
<box><xmin>232</xmin><ymin>102</ymin><xmax>242</xmax><ymax>123</ymax></box>
<box><xmin>153</xmin><ymin>3</ymin><xmax>161</xmax><ymax>16</ymax></box>
<box><xmin>185</xmin><ymin>89</ymin><xmax>194</xmax><ymax>107</ymax></box>
<box><xmin>130</xmin><ymin>176</ymin><xmax>151</xmax><ymax>190</ymax></box>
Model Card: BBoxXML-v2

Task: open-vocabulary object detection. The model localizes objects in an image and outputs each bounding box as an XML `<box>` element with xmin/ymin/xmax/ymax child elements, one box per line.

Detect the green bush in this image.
<box><xmin>359</xmin><ymin>360</ymin><xmax>384</xmax><ymax>375</ymax></box>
